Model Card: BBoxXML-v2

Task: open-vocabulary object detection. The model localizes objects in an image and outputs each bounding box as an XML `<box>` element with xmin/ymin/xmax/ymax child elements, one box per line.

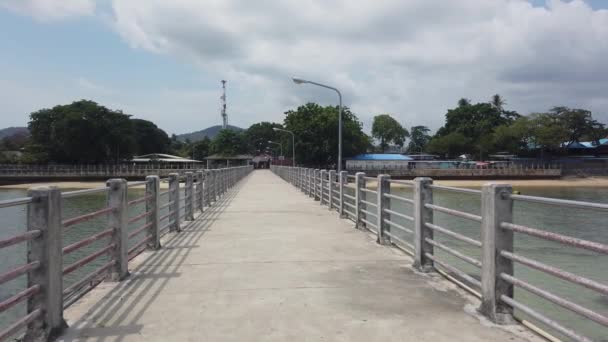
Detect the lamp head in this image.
<box><xmin>268</xmin><ymin>140</ymin><xmax>273</xmax><ymax>143</ymax></box>
<box><xmin>292</xmin><ymin>77</ymin><xmax>307</xmax><ymax>85</ymax></box>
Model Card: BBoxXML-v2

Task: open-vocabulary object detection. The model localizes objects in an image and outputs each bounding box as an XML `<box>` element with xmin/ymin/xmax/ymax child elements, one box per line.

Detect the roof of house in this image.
<box><xmin>348</xmin><ymin>154</ymin><xmax>413</xmax><ymax>161</ymax></box>
<box><xmin>131</xmin><ymin>153</ymin><xmax>200</xmax><ymax>163</ymax></box>
<box><xmin>204</xmin><ymin>154</ymin><xmax>254</xmax><ymax>160</ymax></box>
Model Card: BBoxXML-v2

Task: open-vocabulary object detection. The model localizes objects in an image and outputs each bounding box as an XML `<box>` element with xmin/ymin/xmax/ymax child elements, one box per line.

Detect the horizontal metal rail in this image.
<box><xmin>159</xmin><ymin>211</ymin><xmax>174</xmax><ymax>222</ymax></box>
<box><xmin>0</xmin><ymin>230</ymin><xmax>41</xmax><ymax>249</ymax></box>
<box><xmin>344</xmin><ymin>184</ymin><xmax>356</xmax><ymax>190</ymax></box>
<box><xmin>0</xmin><ymin>308</ymin><xmax>42</xmax><ymax>341</ymax></box>
<box><xmin>501</xmin><ymin>273</ymin><xmax>608</xmax><ymax>327</ymax></box>
<box><xmin>343</xmin><ymin>208</ymin><xmax>356</xmax><ymax>218</ymax></box>
<box><xmin>63</xmin><ymin>207</ymin><xmax>114</xmax><ymax>229</ymax></box>
<box><xmin>63</xmin><ymin>260</ymin><xmax>115</xmax><ymax>296</ymax></box>
<box><xmin>363</xmin><ymin>176</ymin><xmax>376</xmax><ymax>181</ymax></box>
<box><xmin>428</xmin><ymin>184</ymin><xmax>481</xmax><ymax>195</ymax></box>
<box><xmin>128</xmin><ymin>195</ymin><xmax>151</xmax><ymax>207</ymax></box>
<box><xmin>159</xmin><ymin>201</ymin><xmax>173</xmax><ymax>210</ymax></box>
<box><xmin>383</xmin><ymin>219</ymin><xmax>413</xmax><ymax>235</ymax></box>
<box><xmin>128</xmin><ymin>222</ymin><xmax>153</xmax><ymax>239</ymax></box>
<box><xmin>62</xmin><ymin>228</ymin><xmax>114</xmax><ymax>255</ymax></box>
<box><xmin>384</xmin><ymin>230</ymin><xmax>415</xmax><ymax>252</ymax></box>
<box><xmin>501</xmin><ymin>222</ymin><xmax>608</xmax><ymax>254</ymax></box>
<box><xmin>425</xmin><ymin>204</ymin><xmax>482</xmax><ymax>222</ymax></box>
<box><xmin>425</xmin><ymin>252</ymin><xmax>481</xmax><ymax>289</ymax></box>
<box><xmin>62</xmin><ymin>244</ymin><xmax>115</xmax><ymax>276</ymax></box>
<box><xmin>388</xmin><ymin>179</ymin><xmax>414</xmax><ymax>186</ymax></box>
<box><xmin>426</xmin><ymin>238</ymin><xmax>482</xmax><ymax>268</ymax></box>
<box><xmin>360</xmin><ymin>200</ymin><xmax>376</xmax><ymax>208</ymax></box>
<box><xmin>0</xmin><ymin>196</ymin><xmax>32</xmax><ymax>208</ymax></box>
<box><xmin>499</xmin><ymin>295</ymin><xmax>592</xmax><ymax>342</ymax></box>
<box><xmin>127</xmin><ymin>181</ymin><xmax>148</xmax><ymax>188</ymax></box>
<box><xmin>500</xmin><ymin>251</ymin><xmax>608</xmax><ymax>296</ymax></box>
<box><xmin>332</xmin><ymin>189</ymin><xmax>339</xmax><ymax>194</ymax></box>
<box><xmin>128</xmin><ymin>210</ymin><xmax>153</xmax><ymax>224</ymax></box>
<box><xmin>383</xmin><ymin>208</ymin><xmax>414</xmax><ymax>222</ymax></box>
<box><xmin>361</xmin><ymin>188</ymin><xmax>377</xmax><ymax>195</ymax></box>
<box><xmin>0</xmin><ymin>261</ymin><xmax>40</xmax><ymax>285</ymax></box>
<box><xmin>509</xmin><ymin>193</ymin><xmax>608</xmax><ymax>211</ymax></box>
<box><xmin>62</xmin><ymin>187</ymin><xmax>108</xmax><ymax>199</ymax></box>
<box><xmin>128</xmin><ymin>235</ymin><xmax>153</xmax><ymax>256</ymax></box>
<box><xmin>344</xmin><ymin>201</ymin><xmax>356</xmax><ymax>210</ymax></box>
<box><xmin>0</xmin><ymin>285</ymin><xmax>40</xmax><ymax>313</ymax></box>
<box><xmin>159</xmin><ymin>190</ymin><xmax>170</xmax><ymax>197</ymax></box>
<box><xmin>425</xmin><ymin>222</ymin><xmax>482</xmax><ymax>247</ymax></box>
<box><xmin>360</xmin><ymin>209</ymin><xmax>376</xmax><ymax>218</ymax></box>
<box><xmin>383</xmin><ymin>193</ymin><xmax>414</xmax><ymax>204</ymax></box>
<box><xmin>360</xmin><ymin>218</ymin><xmax>377</xmax><ymax>230</ymax></box>
<box><xmin>343</xmin><ymin>193</ymin><xmax>355</xmax><ymax>201</ymax></box>
<box><xmin>159</xmin><ymin>223</ymin><xmax>171</xmax><ymax>235</ymax></box>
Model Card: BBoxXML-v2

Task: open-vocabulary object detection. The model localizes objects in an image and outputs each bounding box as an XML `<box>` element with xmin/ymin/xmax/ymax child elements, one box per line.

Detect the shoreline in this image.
<box><xmin>1</xmin><ymin>176</ymin><xmax>608</xmax><ymax>190</ymax></box>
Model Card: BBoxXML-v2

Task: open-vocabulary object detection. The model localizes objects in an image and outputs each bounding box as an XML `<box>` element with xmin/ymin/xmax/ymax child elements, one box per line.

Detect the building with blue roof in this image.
<box><xmin>346</xmin><ymin>154</ymin><xmax>413</xmax><ymax>171</ymax></box>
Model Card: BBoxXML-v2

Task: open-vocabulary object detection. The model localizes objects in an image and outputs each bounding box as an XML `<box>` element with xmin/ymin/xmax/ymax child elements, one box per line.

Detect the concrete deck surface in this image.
<box><xmin>61</xmin><ymin>170</ymin><xmax>537</xmax><ymax>342</ymax></box>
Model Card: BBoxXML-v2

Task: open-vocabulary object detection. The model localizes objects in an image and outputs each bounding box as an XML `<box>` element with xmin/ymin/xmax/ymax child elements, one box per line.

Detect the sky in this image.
<box><xmin>0</xmin><ymin>0</ymin><xmax>607</xmax><ymax>136</ymax></box>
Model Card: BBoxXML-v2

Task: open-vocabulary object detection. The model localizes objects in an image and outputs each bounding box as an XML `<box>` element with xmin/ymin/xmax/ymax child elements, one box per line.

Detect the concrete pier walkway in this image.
<box><xmin>62</xmin><ymin>170</ymin><xmax>536</xmax><ymax>341</ymax></box>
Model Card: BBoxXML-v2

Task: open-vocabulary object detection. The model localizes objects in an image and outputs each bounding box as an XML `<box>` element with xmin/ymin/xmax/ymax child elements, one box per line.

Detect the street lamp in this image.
<box><xmin>273</xmin><ymin>127</ymin><xmax>295</xmax><ymax>167</ymax></box>
<box><xmin>268</xmin><ymin>140</ymin><xmax>283</xmax><ymax>157</ymax></box>
<box><xmin>292</xmin><ymin>77</ymin><xmax>343</xmax><ymax>172</ymax></box>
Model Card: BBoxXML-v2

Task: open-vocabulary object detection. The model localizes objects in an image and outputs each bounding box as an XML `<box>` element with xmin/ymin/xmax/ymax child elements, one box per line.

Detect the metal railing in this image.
<box><xmin>270</xmin><ymin>165</ymin><xmax>608</xmax><ymax>341</ymax></box>
<box><xmin>0</xmin><ymin>165</ymin><xmax>252</xmax><ymax>341</ymax></box>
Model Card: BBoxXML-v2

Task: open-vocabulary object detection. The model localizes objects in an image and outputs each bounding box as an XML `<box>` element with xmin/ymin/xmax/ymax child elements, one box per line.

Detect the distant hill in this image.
<box><xmin>0</xmin><ymin>127</ymin><xmax>29</xmax><ymax>139</ymax></box>
<box><xmin>177</xmin><ymin>125</ymin><xmax>243</xmax><ymax>142</ymax></box>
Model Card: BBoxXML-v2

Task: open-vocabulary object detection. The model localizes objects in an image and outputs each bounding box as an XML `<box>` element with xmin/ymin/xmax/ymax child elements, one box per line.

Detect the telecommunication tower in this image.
<box><xmin>221</xmin><ymin>80</ymin><xmax>227</xmax><ymax>129</ymax></box>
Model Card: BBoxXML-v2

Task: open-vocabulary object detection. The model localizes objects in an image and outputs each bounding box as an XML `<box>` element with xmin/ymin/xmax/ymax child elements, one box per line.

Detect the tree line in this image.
<box><xmin>1</xmin><ymin>96</ymin><xmax>606</xmax><ymax>165</ymax></box>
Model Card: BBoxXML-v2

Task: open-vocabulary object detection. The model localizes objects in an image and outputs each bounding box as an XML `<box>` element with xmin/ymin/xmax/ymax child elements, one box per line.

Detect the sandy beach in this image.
<box><xmin>1</xmin><ymin>176</ymin><xmax>608</xmax><ymax>190</ymax></box>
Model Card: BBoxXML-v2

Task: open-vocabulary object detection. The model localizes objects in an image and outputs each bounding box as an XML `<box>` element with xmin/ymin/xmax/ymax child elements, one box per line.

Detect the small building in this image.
<box><xmin>205</xmin><ymin>154</ymin><xmax>253</xmax><ymax>169</ymax></box>
<box><xmin>131</xmin><ymin>153</ymin><xmax>201</xmax><ymax>163</ymax></box>
<box><xmin>346</xmin><ymin>154</ymin><xmax>413</xmax><ymax>171</ymax></box>
<box><xmin>252</xmin><ymin>155</ymin><xmax>271</xmax><ymax>169</ymax></box>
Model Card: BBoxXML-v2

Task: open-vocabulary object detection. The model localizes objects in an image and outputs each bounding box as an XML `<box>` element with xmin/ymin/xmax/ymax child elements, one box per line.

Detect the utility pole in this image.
<box><xmin>221</xmin><ymin>80</ymin><xmax>227</xmax><ymax>129</ymax></box>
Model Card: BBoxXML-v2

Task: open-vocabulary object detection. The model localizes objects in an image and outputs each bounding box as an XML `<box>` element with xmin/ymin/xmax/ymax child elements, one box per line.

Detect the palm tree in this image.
<box><xmin>491</xmin><ymin>94</ymin><xmax>505</xmax><ymax>111</ymax></box>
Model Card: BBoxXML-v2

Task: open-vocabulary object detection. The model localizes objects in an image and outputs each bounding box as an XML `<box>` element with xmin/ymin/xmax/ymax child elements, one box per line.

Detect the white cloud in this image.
<box><xmin>105</xmin><ymin>0</ymin><xmax>608</xmax><ymax>131</ymax></box>
<box><xmin>0</xmin><ymin>0</ymin><xmax>95</xmax><ymax>21</ymax></box>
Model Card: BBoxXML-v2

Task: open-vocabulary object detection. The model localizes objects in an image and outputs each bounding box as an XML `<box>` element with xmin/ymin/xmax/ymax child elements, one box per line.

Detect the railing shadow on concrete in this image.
<box><xmin>60</xmin><ymin>177</ymin><xmax>249</xmax><ymax>341</ymax></box>
<box><xmin>270</xmin><ymin>165</ymin><xmax>608</xmax><ymax>342</ymax></box>
<box><xmin>0</xmin><ymin>165</ymin><xmax>253</xmax><ymax>341</ymax></box>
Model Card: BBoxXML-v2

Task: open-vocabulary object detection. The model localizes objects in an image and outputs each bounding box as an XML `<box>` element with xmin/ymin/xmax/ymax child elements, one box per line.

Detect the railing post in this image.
<box><xmin>339</xmin><ymin>171</ymin><xmax>347</xmax><ymax>218</ymax></box>
<box><xmin>377</xmin><ymin>174</ymin><xmax>391</xmax><ymax>245</ymax></box>
<box><xmin>355</xmin><ymin>172</ymin><xmax>366</xmax><ymax>229</ymax></box>
<box><xmin>314</xmin><ymin>169</ymin><xmax>320</xmax><ymax>201</ymax></box>
<box><xmin>196</xmin><ymin>170</ymin><xmax>204</xmax><ymax>213</ymax></box>
<box><xmin>320</xmin><ymin>170</ymin><xmax>327</xmax><ymax>206</ymax></box>
<box><xmin>328</xmin><ymin>170</ymin><xmax>335</xmax><ymax>210</ymax></box>
<box><xmin>146</xmin><ymin>176</ymin><xmax>161</xmax><ymax>249</ymax></box>
<box><xmin>480</xmin><ymin>183</ymin><xmax>514</xmax><ymax>324</ymax></box>
<box><xmin>25</xmin><ymin>186</ymin><xmax>67</xmax><ymax>341</ymax></box>
<box><xmin>107</xmin><ymin>178</ymin><xmax>129</xmax><ymax>281</ymax></box>
<box><xmin>185</xmin><ymin>172</ymin><xmax>194</xmax><ymax>221</ymax></box>
<box><xmin>204</xmin><ymin>170</ymin><xmax>211</xmax><ymax>206</ymax></box>
<box><xmin>168</xmin><ymin>173</ymin><xmax>181</xmax><ymax>232</ymax></box>
<box><xmin>413</xmin><ymin>177</ymin><xmax>434</xmax><ymax>272</ymax></box>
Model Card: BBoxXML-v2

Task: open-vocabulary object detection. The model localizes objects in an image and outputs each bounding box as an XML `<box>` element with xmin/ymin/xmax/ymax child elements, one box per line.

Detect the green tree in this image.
<box><xmin>283</xmin><ymin>103</ymin><xmax>371</xmax><ymax>167</ymax></box>
<box><xmin>210</xmin><ymin>129</ymin><xmax>248</xmax><ymax>156</ymax></box>
<box><xmin>28</xmin><ymin>100</ymin><xmax>135</xmax><ymax>163</ymax></box>
<box><xmin>371</xmin><ymin>114</ymin><xmax>409</xmax><ymax>152</ymax></box>
<box><xmin>492</xmin><ymin>117</ymin><xmax>533</xmax><ymax>154</ymax></box>
<box><xmin>426</xmin><ymin>132</ymin><xmax>471</xmax><ymax>158</ymax></box>
<box><xmin>189</xmin><ymin>137</ymin><xmax>211</xmax><ymax>160</ymax></box>
<box><xmin>406</xmin><ymin>126</ymin><xmax>431</xmax><ymax>153</ymax></box>
<box><xmin>132</xmin><ymin>119</ymin><xmax>170</xmax><ymax>155</ymax></box>
<box><xmin>245</xmin><ymin>122</ymin><xmax>282</xmax><ymax>154</ymax></box>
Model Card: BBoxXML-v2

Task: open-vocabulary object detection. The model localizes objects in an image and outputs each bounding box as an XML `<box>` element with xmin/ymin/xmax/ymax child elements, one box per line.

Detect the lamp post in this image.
<box><xmin>292</xmin><ymin>77</ymin><xmax>343</xmax><ymax>172</ymax></box>
<box><xmin>268</xmin><ymin>141</ymin><xmax>283</xmax><ymax>158</ymax></box>
<box><xmin>273</xmin><ymin>128</ymin><xmax>295</xmax><ymax>167</ymax></box>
